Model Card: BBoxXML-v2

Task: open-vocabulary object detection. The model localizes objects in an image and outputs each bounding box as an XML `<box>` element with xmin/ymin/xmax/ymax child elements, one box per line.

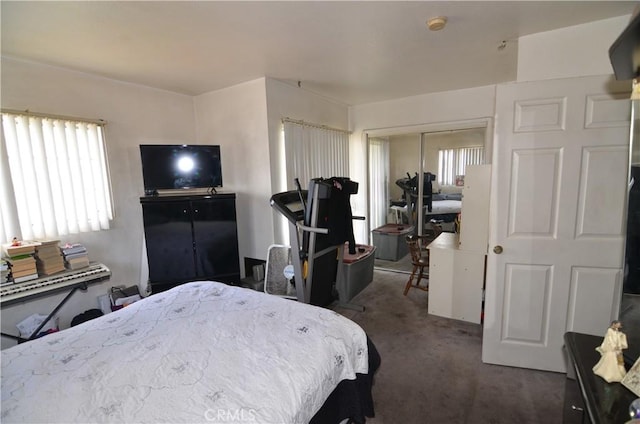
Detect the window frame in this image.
<box><xmin>0</xmin><ymin>110</ymin><xmax>114</xmax><ymax>242</ymax></box>
<box><xmin>437</xmin><ymin>145</ymin><xmax>485</xmax><ymax>186</ymax></box>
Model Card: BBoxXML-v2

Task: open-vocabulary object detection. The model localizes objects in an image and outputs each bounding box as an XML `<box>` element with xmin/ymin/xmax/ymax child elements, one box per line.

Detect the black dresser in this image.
<box><xmin>564</xmin><ymin>332</ymin><xmax>639</xmax><ymax>424</ymax></box>
<box><xmin>140</xmin><ymin>193</ymin><xmax>240</xmax><ymax>293</ymax></box>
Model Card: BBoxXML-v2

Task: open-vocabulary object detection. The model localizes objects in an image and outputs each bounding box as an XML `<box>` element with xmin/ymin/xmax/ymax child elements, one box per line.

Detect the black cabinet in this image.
<box><xmin>563</xmin><ymin>364</ymin><xmax>588</xmax><ymax>424</ymax></box>
<box><xmin>563</xmin><ymin>332</ymin><xmax>639</xmax><ymax>424</ymax></box>
<box><xmin>140</xmin><ymin>194</ymin><xmax>240</xmax><ymax>292</ymax></box>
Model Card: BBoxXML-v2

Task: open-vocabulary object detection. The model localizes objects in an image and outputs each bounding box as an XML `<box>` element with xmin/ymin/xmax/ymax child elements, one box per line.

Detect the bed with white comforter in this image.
<box><xmin>425</xmin><ymin>199</ymin><xmax>461</xmax><ymax>216</ymax></box>
<box><xmin>1</xmin><ymin>281</ymin><xmax>374</xmax><ymax>423</ymax></box>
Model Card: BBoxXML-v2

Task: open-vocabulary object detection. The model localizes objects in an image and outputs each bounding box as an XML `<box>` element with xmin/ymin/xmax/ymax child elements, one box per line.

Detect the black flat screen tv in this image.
<box><xmin>140</xmin><ymin>144</ymin><xmax>222</xmax><ymax>192</ymax></box>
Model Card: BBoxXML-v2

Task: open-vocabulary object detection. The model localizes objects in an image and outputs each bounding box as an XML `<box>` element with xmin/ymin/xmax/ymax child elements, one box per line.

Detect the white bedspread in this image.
<box><xmin>1</xmin><ymin>281</ymin><xmax>369</xmax><ymax>423</ymax></box>
<box><xmin>425</xmin><ymin>199</ymin><xmax>461</xmax><ymax>215</ymax></box>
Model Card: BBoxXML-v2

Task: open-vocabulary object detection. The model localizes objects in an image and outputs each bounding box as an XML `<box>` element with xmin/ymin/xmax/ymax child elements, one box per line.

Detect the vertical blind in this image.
<box><xmin>438</xmin><ymin>146</ymin><xmax>485</xmax><ymax>186</ymax></box>
<box><xmin>282</xmin><ymin>119</ymin><xmax>350</xmax><ymax>190</ymax></box>
<box><xmin>0</xmin><ymin>112</ymin><xmax>113</xmax><ymax>242</ymax></box>
<box><xmin>368</xmin><ymin>137</ymin><xmax>389</xmax><ymax>230</ymax></box>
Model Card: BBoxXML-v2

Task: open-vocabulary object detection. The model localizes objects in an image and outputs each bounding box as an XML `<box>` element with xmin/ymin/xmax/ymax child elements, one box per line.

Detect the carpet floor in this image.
<box><xmin>333</xmin><ymin>269</ymin><xmax>565</xmax><ymax>424</ymax></box>
<box><xmin>374</xmin><ymin>254</ymin><xmax>413</xmax><ymax>274</ymax></box>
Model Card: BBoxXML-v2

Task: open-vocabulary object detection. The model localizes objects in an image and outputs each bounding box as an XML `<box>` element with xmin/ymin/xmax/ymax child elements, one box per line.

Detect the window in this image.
<box><xmin>282</xmin><ymin>118</ymin><xmax>349</xmax><ymax>190</ymax></box>
<box><xmin>0</xmin><ymin>111</ymin><xmax>114</xmax><ymax>243</ymax></box>
<box><xmin>279</xmin><ymin>119</ymin><xmax>350</xmax><ymax>243</ymax></box>
<box><xmin>438</xmin><ymin>146</ymin><xmax>484</xmax><ymax>186</ymax></box>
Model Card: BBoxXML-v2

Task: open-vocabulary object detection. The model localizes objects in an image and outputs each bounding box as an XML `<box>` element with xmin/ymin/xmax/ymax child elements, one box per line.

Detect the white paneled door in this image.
<box><xmin>482</xmin><ymin>75</ymin><xmax>631</xmax><ymax>372</ymax></box>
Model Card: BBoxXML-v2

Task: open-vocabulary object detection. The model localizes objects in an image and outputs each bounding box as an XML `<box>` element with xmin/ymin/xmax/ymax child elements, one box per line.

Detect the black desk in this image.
<box><xmin>564</xmin><ymin>332</ymin><xmax>639</xmax><ymax>423</ymax></box>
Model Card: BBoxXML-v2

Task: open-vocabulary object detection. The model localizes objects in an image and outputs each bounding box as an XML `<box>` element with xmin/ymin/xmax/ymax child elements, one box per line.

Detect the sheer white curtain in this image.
<box><xmin>368</xmin><ymin>137</ymin><xmax>389</xmax><ymax>231</ymax></box>
<box><xmin>438</xmin><ymin>146</ymin><xmax>485</xmax><ymax>186</ymax></box>
<box><xmin>282</xmin><ymin>119</ymin><xmax>349</xmax><ymax>189</ymax></box>
<box><xmin>0</xmin><ymin>112</ymin><xmax>113</xmax><ymax>242</ymax></box>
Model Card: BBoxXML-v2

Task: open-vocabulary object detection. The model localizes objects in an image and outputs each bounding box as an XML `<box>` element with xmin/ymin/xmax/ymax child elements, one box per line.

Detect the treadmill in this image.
<box><xmin>270</xmin><ymin>177</ymin><xmax>358</xmax><ymax>307</ymax></box>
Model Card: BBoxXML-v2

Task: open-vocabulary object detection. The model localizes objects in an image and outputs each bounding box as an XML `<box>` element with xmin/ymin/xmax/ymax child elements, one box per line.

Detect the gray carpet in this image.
<box><xmin>374</xmin><ymin>254</ymin><xmax>412</xmax><ymax>274</ymax></box>
<box><xmin>333</xmin><ymin>269</ymin><xmax>565</xmax><ymax>424</ymax></box>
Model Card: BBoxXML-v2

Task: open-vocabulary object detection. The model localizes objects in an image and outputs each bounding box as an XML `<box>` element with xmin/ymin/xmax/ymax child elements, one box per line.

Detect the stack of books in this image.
<box><xmin>60</xmin><ymin>243</ymin><xmax>90</xmax><ymax>270</ymax></box>
<box><xmin>34</xmin><ymin>240</ymin><xmax>65</xmax><ymax>276</ymax></box>
<box><xmin>3</xmin><ymin>241</ymin><xmax>39</xmax><ymax>283</ymax></box>
<box><xmin>1</xmin><ymin>259</ymin><xmax>10</xmax><ymax>286</ymax></box>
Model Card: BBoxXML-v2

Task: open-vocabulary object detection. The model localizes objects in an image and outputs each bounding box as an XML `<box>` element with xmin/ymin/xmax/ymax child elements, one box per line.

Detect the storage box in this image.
<box><xmin>371</xmin><ymin>224</ymin><xmax>414</xmax><ymax>261</ymax></box>
<box><xmin>336</xmin><ymin>244</ymin><xmax>376</xmax><ymax>303</ymax></box>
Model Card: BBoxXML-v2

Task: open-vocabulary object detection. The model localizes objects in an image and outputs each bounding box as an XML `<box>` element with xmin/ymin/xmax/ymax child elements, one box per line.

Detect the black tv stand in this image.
<box><xmin>140</xmin><ymin>193</ymin><xmax>240</xmax><ymax>293</ymax></box>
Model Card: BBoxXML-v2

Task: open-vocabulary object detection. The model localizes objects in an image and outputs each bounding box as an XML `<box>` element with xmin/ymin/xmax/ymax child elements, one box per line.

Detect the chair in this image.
<box><xmin>403</xmin><ymin>234</ymin><xmax>431</xmax><ymax>295</ymax></box>
<box><xmin>403</xmin><ymin>223</ymin><xmax>442</xmax><ymax>296</ymax></box>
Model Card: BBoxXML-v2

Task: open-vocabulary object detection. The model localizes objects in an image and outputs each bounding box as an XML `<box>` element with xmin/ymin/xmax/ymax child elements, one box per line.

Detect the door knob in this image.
<box><xmin>493</xmin><ymin>245</ymin><xmax>503</xmax><ymax>254</ymax></box>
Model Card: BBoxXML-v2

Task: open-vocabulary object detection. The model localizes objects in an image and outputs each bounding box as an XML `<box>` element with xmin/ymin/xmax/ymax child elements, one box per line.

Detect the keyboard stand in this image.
<box><xmin>1</xmin><ymin>282</ymin><xmax>90</xmax><ymax>343</ymax></box>
<box><xmin>1</xmin><ymin>263</ymin><xmax>111</xmax><ymax>343</ymax></box>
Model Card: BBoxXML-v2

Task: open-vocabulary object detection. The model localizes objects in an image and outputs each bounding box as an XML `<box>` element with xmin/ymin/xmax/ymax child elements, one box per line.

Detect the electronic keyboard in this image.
<box><xmin>0</xmin><ymin>263</ymin><xmax>111</xmax><ymax>306</ymax></box>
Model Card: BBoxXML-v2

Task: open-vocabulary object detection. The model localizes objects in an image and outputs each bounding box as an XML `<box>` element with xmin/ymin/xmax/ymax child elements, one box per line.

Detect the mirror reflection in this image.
<box><xmin>622</xmin><ymin>93</ymin><xmax>640</xmax><ymax>329</ymax></box>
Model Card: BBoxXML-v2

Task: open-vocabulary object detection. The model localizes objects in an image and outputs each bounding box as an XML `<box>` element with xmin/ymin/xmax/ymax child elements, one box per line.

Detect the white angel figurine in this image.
<box><xmin>593</xmin><ymin>320</ymin><xmax>628</xmax><ymax>383</ymax></box>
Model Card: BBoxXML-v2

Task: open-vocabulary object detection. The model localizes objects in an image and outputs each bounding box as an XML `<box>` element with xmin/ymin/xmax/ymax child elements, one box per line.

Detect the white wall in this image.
<box><xmin>265</xmin><ymin>78</ymin><xmax>349</xmax><ymax>245</ymax></box>
<box><xmin>193</xmin><ymin>78</ymin><xmax>271</xmax><ymax>271</ymax></box>
<box><xmin>1</xmin><ymin>57</ymin><xmax>196</xmax><ymax>348</ymax></box>
<box><xmin>192</xmin><ymin>78</ymin><xmax>349</xmax><ymax>264</ymax></box>
<box><xmin>388</xmin><ymin>134</ymin><xmax>420</xmax><ymax>201</ymax></box>
<box><xmin>517</xmin><ymin>15</ymin><xmax>631</xmax><ymax>82</ymax></box>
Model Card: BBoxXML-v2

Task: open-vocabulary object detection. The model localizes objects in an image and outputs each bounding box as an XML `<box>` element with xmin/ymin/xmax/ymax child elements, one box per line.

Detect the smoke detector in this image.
<box><xmin>427</xmin><ymin>16</ymin><xmax>447</xmax><ymax>31</ymax></box>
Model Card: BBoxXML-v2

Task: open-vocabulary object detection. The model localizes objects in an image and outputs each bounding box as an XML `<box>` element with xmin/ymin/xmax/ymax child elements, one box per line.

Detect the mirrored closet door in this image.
<box><xmin>621</xmin><ymin>82</ymin><xmax>640</xmax><ymax>327</ymax></box>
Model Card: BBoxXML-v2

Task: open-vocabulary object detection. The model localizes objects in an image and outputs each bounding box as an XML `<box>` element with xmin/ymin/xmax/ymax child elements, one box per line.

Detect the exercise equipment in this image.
<box><xmin>395</xmin><ymin>172</ymin><xmax>435</xmax><ymax>227</ymax></box>
<box><xmin>268</xmin><ymin>177</ymin><xmax>367</xmax><ymax>308</ymax></box>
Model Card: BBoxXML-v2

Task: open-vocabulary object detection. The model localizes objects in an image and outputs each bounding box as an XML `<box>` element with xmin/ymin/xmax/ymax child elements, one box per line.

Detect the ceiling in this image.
<box><xmin>2</xmin><ymin>1</ymin><xmax>638</xmax><ymax>106</ymax></box>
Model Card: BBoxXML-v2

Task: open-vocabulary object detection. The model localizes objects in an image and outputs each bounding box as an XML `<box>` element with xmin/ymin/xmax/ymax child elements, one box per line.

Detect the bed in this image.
<box><xmin>425</xmin><ymin>199</ymin><xmax>461</xmax><ymax>216</ymax></box>
<box><xmin>1</xmin><ymin>281</ymin><xmax>380</xmax><ymax>423</ymax></box>
<box><xmin>425</xmin><ymin>195</ymin><xmax>462</xmax><ymax>234</ymax></box>
<box><xmin>391</xmin><ymin>196</ymin><xmax>461</xmax><ymax>225</ymax></box>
